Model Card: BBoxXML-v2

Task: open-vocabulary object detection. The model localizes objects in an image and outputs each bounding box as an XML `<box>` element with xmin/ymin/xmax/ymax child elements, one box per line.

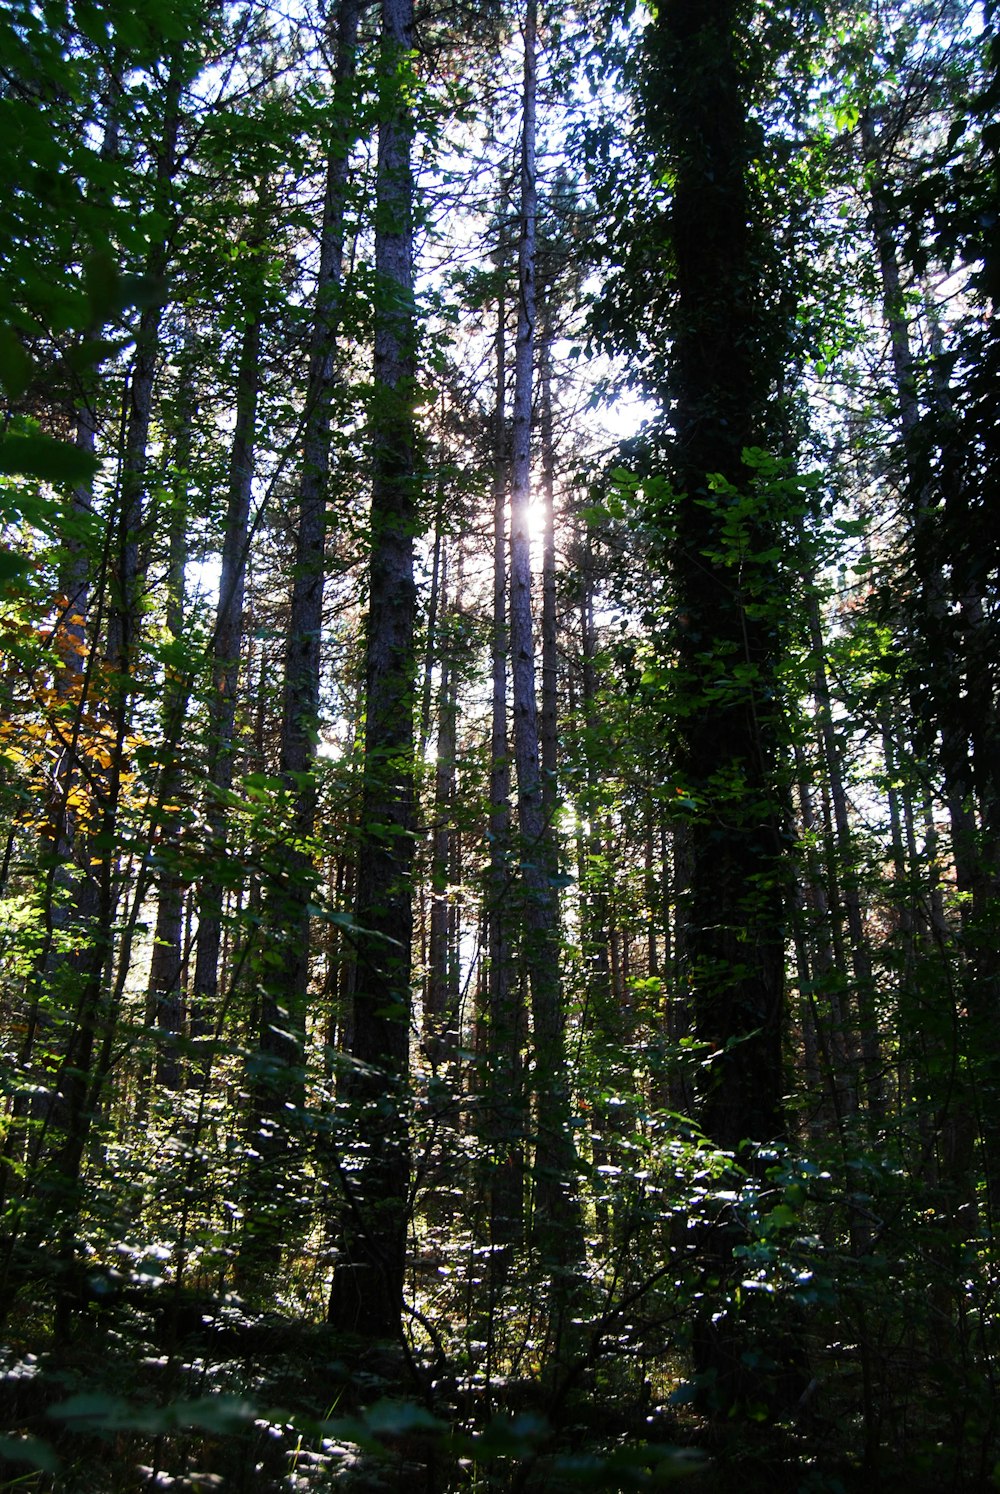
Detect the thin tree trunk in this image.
<box><xmin>191</xmin><ymin>303</ymin><xmax>262</xmax><ymax>1044</ymax></box>
<box><xmin>419</xmin><ymin>489</ymin><xmax>444</xmax><ymax>758</ymax></box>
<box><xmin>794</xmin><ymin>742</ymin><xmax>857</xmax><ymax>1125</ymax></box>
<box><xmin>644</xmin><ymin>804</ymin><xmax>659</xmax><ymax>980</ymax></box>
<box><xmin>238</xmin><ymin>5</ymin><xmax>359</xmax><ymax>1291</ymax></box>
<box><xmin>508</xmin><ymin>0</ymin><xmax>582</xmax><ymax>1264</ymax></box>
<box><xmin>28</xmin><ymin>60</ymin><xmax>185</xmax><ymax>1297</ymax></box>
<box><xmin>578</xmin><ymin>535</ymin><xmax>614</xmax><ymax>1043</ymax></box>
<box><xmin>539</xmin><ymin>325</ymin><xmax>558</xmax><ymax>828</ymax></box>
<box><xmin>806</xmin><ymin>589</ymin><xmax>883</xmax><ymax>1116</ymax></box>
<box><xmin>105</xmin><ymin>60</ymin><xmax>182</xmax><ymax>682</ymax></box>
<box><xmin>486</xmin><ymin>221</ymin><xmax>524</xmax><ymax>1259</ymax></box>
<box><xmin>145</xmin><ymin>347</ymin><xmax>194</xmax><ymax>1095</ymax></box>
<box><xmin>862</xmin><ymin>107</ymin><xmax>995</xmax><ymax>1204</ymax></box>
<box><xmin>426</xmin><ymin>548</ymin><xmax>456</xmax><ymax>1063</ymax></box>
<box><xmin>264</xmin><ymin>7</ymin><xmax>357</xmax><ymax>1065</ymax></box>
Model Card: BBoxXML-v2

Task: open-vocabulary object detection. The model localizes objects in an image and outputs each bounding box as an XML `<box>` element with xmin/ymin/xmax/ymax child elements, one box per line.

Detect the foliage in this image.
<box><xmin>1</xmin><ymin>0</ymin><xmax>998</xmax><ymax>1490</ymax></box>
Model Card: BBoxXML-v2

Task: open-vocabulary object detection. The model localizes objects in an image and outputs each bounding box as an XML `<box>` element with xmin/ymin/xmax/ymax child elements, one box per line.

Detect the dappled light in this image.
<box><xmin>1</xmin><ymin>0</ymin><xmax>997</xmax><ymax>1489</ymax></box>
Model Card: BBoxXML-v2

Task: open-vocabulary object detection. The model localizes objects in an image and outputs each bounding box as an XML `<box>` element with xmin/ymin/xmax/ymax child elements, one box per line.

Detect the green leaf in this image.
<box><xmin>0</xmin><ymin>326</ymin><xmax>31</xmax><ymax>398</ymax></box>
<box><xmin>0</xmin><ymin>434</ymin><xmax>99</xmax><ymax>486</ymax></box>
<box><xmin>471</xmin><ymin>1412</ymin><xmax>549</xmax><ymax>1457</ymax></box>
<box><xmin>49</xmin><ymin>1393</ymin><xmax>258</xmax><ymax>1435</ymax></box>
<box><xmin>550</xmin><ymin>1444</ymin><xmax>706</xmax><ymax>1487</ymax></box>
<box><xmin>0</xmin><ymin>1434</ymin><xmax>60</xmax><ymax>1473</ymax></box>
<box><xmin>0</xmin><ymin>550</ymin><xmax>32</xmax><ymax>586</ymax></box>
<box><xmin>363</xmin><ymin>1399</ymin><xmax>445</xmax><ymax>1437</ymax></box>
<box><xmin>761</xmin><ymin>1203</ymin><xmax>798</xmax><ymax>1231</ymax></box>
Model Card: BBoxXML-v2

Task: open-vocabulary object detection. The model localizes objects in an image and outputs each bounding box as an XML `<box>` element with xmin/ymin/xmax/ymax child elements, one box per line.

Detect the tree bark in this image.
<box><xmin>806</xmin><ymin>587</ymin><xmax>883</xmax><ymax>1116</ymax></box>
<box><xmin>329</xmin><ymin>0</ymin><xmax>418</xmax><ymax>1339</ymax></box>
<box><xmin>12</xmin><ymin>54</ymin><xmax>187</xmax><ymax>1333</ymax></box>
<box><xmin>539</xmin><ymin>322</ymin><xmax>558</xmax><ymax>827</ymax></box>
<box><xmin>508</xmin><ymin>0</ymin><xmax>582</xmax><ymax>1264</ymax></box>
<box><xmin>486</xmin><ymin>221</ymin><xmax>525</xmax><ymax>1259</ymax></box>
<box><xmin>145</xmin><ymin>343</ymin><xmax>194</xmax><ymax>1095</ymax></box>
<box><xmin>652</xmin><ymin>0</ymin><xmax>786</xmax><ymax>1153</ymax></box>
<box><xmin>426</xmin><ymin>545</ymin><xmax>458</xmax><ymax>1064</ymax></box>
<box><xmin>862</xmin><ymin>106</ymin><xmax>995</xmax><ymax>1208</ymax></box>
<box><xmin>238</xmin><ymin>7</ymin><xmax>360</xmax><ymax>1292</ymax></box>
<box><xmin>190</xmin><ymin>306</ymin><xmax>261</xmax><ymax>1046</ymax></box>
<box><xmin>648</xmin><ymin>0</ymin><xmax>789</xmax><ymax>1411</ymax></box>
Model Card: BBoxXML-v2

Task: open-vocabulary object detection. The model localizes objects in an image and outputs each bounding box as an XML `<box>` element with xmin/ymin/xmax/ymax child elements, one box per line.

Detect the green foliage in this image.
<box><xmin>0</xmin><ymin>1</ymin><xmax>998</xmax><ymax>1491</ymax></box>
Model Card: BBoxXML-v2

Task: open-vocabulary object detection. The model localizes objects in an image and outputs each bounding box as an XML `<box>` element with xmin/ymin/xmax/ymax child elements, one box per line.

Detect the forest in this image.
<box><xmin>1</xmin><ymin>0</ymin><xmax>999</xmax><ymax>1488</ymax></box>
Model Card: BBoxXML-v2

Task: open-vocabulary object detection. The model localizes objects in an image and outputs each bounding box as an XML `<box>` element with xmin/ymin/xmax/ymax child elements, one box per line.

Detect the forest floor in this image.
<box><xmin>0</xmin><ymin>1292</ymin><xmax>980</xmax><ymax>1494</ymax></box>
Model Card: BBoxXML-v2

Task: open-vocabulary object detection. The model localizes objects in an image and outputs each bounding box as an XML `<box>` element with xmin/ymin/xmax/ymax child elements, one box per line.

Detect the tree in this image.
<box><xmin>507</xmin><ymin>0</ymin><xmax>582</xmax><ymax>1267</ymax></box>
<box><xmin>629</xmin><ymin>0</ymin><xmax>797</xmax><ymax>1409</ymax></box>
<box><xmin>239</xmin><ymin>0</ymin><xmax>363</xmax><ymax>1290</ymax></box>
<box><xmin>3</xmin><ymin>0</ymin><xmax>1000</xmax><ymax>1483</ymax></box>
<box><xmin>329</xmin><ymin>0</ymin><xmax>419</xmax><ymax>1340</ymax></box>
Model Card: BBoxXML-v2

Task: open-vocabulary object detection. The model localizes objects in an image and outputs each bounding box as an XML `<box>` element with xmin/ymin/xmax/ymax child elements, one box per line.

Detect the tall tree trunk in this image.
<box><xmin>654</xmin><ymin>0</ymin><xmax>786</xmax><ymax>1154</ymax></box>
<box><xmin>145</xmin><ymin>346</ymin><xmax>194</xmax><ymax>1095</ymax></box>
<box><xmin>51</xmin><ymin>52</ymin><xmax>182</xmax><ymax>1172</ymax></box>
<box><xmin>6</xmin><ymin>55</ymin><xmax>189</xmax><ymax>1336</ymax></box>
<box><xmin>539</xmin><ymin>323</ymin><xmax>558</xmax><ymax>828</ymax></box>
<box><xmin>104</xmin><ymin>60</ymin><xmax>183</xmax><ymax>682</ymax></box>
<box><xmin>508</xmin><ymin>0</ymin><xmax>582</xmax><ymax>1264</ymax></box>
<box><xmin>238</xmin><ymin>6</ymin><xmax>359</xmax><ymax>1291</ymax></box>
<box><xmin>575</xmin><ymin>533</ymin><xmax>623</xmax><ymax>1243</ymax></box>
<box><xmin>329</xmin><ymin>0</ymin><xmax>418</xmax><ymax>1339</ymax></box>
<box><xmin>648</xmin><ymin>0</ymin><xmax>788</xmax><ymax>1411</ymax></box>
<box><xmin>862</xmin><ymin>107</ymin><xmax>995</xmax><ymax>1208</ymax></box>
<box><xmin>578</xmin><ymin>532</ymin><xmax>614</xmax><ymax>1043</ymax></box>
<box><xmin>486</xmin><ymin>224</ymin><xmax>525</xmax><ymax>1260</ymax></box>
<box><xmin>426</xmin><ymin>546</ymin><xmax>455</xmax><ymax>1063</ymax></box>
<box><xmin>794</xmin><ymin>743</ymin><xmax>857</xmax><ymax>1126</ymax></box>
<box><xmin>419</xmin><ymin>489</ymin><xmax>444</xmax><ymax>758</ymax></box>
<box><xmin>0</xmin><ymin>65</ymin><xmax>123</xmax><ymax>1224</ymax></box>
<box><xmin>806</xmin><ymin>588</ymin><xmax>883</xmax><ymax>1116</ymax></box>
<box><xmin>191</xmin><ymin>304</ymin><xmax>262</xmax><ymax>1045</ymax></box>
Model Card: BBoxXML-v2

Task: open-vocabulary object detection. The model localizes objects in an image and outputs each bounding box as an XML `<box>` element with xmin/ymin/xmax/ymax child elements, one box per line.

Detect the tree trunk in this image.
<box><xmin>862</xmin><ymin>107</ymin><xmax>995</xmax><ymax>1208</ymax></box>
<box><xmin>508</xmin><ymin>0</ymin><xmax>582</xmax><ymax>1265</ymax></box>
<box><xmin>648</xmin><ymin>0</ymin><xmax>789</xmax><ymax>1411</ymax></box>
<box><xmin>0</xmin><ymin>66</ymin><xmax>124</xmax><ymax>1224</ymax></box>
<box><xmin>806</xmin><ymin>588</ymin><xmax>883</xmax><ymax>1116</ymax></box>
<box><xmin>654</xmin><ymin>0</ymin><xmax>787</xmax><ymax>1150</ymax></box>
<box><xmin>146</xmin><ymin>346</ymin><xmax>194</xmax><ymax>1095</ymax></box>
<box><xmin>426</xmin><ymin>546</ymin><xmax>458</xmax><ymax>1065</ymax></box>
<box><xmin>191</xmin><ymin>303</ymin><xmax>262</xmax><ymax>1045</ymax></box>
<box><xmin>794</xmin><ymin>743</ymin><xmax>857</xmax><ymax>1126</ymax></box>
<box><xmin>39</xmin><ymin>52</ymin><xmax>183</xmax><ymax>1230</ymax></box>
<box><xmin>539</xmin><ymin>324</ymin><xmax>558</xmax><ymax>828</ymax></box>
<box><xmin>486</xmin><ymin>224</ymin><xmax>525</xmax><ymax>1259</ymax></box>
<box><xmin>238</xmin><ymin>5</ymin><xmax>359</xmax><ymax>1291</ymax></box>
<box><xmin>329</xmin><ymin>0</ymin><xmax>418</xmax><ymax>1339</ymax></box>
